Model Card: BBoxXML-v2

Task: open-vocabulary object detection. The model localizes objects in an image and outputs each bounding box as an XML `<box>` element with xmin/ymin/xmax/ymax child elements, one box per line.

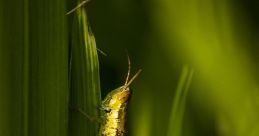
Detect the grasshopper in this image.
<box><xmin>67</xmin><ymin>2</ymin><xmax>141</xmax><ymax>135</ymax></box>
<box><xmin>99</xmin><ymin>57</ymin><xmax>141</xmax><ymax>136</ymax></box>
<box><xmin>76</xmin><ymin>56</ymin><xmax>141</xmax><ymax>136</ymax></box>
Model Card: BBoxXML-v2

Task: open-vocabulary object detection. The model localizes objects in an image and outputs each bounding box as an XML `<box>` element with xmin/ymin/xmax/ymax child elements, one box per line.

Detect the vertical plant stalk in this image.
<box><xmin>28</xmin><ymin>0</ymin><xmax>69</xmax><ymax>136</ymax></box>
<box><xmin>69</xmin><ymin>5</ymin><xmax>101</xmax><ymax>136</ymax></box>
<box><xmin>167</xmin><ymin>65</ymin><xmax>194</xmax><ymax>136</ymax></box>
<box><xmin>0</xmin><ymin>0</ymin><xmax>30</xmax><ymax>135</ymax></box>
<box><xmin>23</xmin><ymin>0</ymin><xmax>29</xmax><ymax>135</ymax></box>
<box><xmin>0</xmin><ymin>0</ymin><xmax>68</xmax><ymax>135</ymax></box>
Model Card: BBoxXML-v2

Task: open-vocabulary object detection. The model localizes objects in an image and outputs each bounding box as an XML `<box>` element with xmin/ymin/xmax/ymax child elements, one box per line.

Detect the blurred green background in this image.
<box><xmin>1</xmin><ymin>0</ymin><xmax>259</xmax><ymax>136</ymax></box>
<box><xmin>88</xmin><ymin>0</ymin><xmax>259</xmax><ymax>136</ymax></box>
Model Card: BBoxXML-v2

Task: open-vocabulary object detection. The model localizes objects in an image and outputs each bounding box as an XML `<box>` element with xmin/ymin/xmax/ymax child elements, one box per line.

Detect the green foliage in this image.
<box><xmin>0</xmin><ymin>0</ymin><xmax>69</xmax><ymax>136</ymax></box>
<box><xmin>0</xmin><ymin>0</ymin><xmax>102</xmax><ymax>135</ymax></box>
<box><xmin>69</xmin><ymin>5</ymin><xmax>101</xmax><ymax>136</ymax></box>
<box><xmin>167</xmin><ymin>65</ymin><xmax>194</xmax><ymax>136</ymax></box>
<box><xmin>1</xmin><ymin>0</ymin><xmax>259</xmax><ymax>136</ymax></box>
<box><xmin>28</xmin><ymin>0</ymin><xmax>68</xmax><ymax>136</ymax></box>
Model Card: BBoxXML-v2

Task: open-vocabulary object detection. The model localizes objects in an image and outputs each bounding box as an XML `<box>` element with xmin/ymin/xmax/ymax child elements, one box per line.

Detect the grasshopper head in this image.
<box><xmin>101</xmin><ymin>56</ymin><xmax>141</xmax><ymax>112</ymax></box>
<box><xmin>102</xmin><ymin>86</ymin><xmax>131</xmax><ymax>110</ymax></box>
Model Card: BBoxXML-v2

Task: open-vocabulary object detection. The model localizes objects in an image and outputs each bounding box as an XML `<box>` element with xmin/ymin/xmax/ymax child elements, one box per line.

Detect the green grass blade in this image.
<box><xmin>28</xmin><ymin>0</ymin><xmax>68</xmax><ymax>136</ymax></box>
<box><xmin>23</xmin><ymin>0</ymin><xmax>29</xmax><ymax>135</ymax></box>
<box><xmin>167</xmin><ymin>65</ymin><xmax>194</xmax><ymax>136</ymax></box>
<box><xmin>0</xmin><ymin>0</ymin><xmax>30</xmax><ymax>135</ymax></box>
<box><xmin>1</xmin><ymin>0</ymin><xmax>68</xmax><ymax>136</ymax></box>
<box><xmin>69</xmin><ymin>7</ymin><xmax>101</xmax><ymax>136</ymax></box>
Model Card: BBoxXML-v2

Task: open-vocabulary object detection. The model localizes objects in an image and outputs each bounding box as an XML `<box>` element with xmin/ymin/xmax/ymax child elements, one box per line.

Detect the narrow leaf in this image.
<box><xmin>69</xmin><ymin>6</ymin><xmax>101</xmax><ymax>136</ymax></box>
<box><xmin>167</xmin><ymin>65</ymin><xmax>194</xmax><ymax>136</ymax></box>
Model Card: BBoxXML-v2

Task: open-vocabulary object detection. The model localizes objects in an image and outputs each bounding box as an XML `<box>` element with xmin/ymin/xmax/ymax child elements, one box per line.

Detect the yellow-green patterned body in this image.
<box><xmin>99</xmin><ymin>86</ymin><xmax>131</xmax><ymax>136</ymax></box>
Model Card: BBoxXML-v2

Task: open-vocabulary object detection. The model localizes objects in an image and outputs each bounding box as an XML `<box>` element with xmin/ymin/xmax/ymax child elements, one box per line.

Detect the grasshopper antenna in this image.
<box><xmin>66</xmin><ymin>0</ymin><xmax>90</xmax><ymax>15</ymax></box>
<box><xmin>124</xmin><ymin>53</ymin><xmax>131</xmax><ymax>86</ymax></box>
<box><xmin>125</xmin><ymin>69</ymin><xmax>142</xmax><ymax>88</ymax></box>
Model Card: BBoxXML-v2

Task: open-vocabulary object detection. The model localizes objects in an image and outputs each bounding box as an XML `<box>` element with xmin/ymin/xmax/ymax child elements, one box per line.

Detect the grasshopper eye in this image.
<box><xmin>119</xmin><ymin>96</ymin><xmax>126</xmax><ymax>101</ymax></box>
<box><xmin>118</xmin><ymin>93</ymin><xmax>130</xmax><ymax>101</ymax></box>
<box><xmin>104</xmin><ymin>108</ymin><xmax>111</xmax><ymax>113</ymax></box>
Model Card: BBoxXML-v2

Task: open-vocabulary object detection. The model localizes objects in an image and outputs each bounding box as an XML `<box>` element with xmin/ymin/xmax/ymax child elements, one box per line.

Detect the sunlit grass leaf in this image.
<box><xmin>69</xmin><ymin>6</ymin><xmax>101</xmax><ymax>136</ymax></box>
<box><xmin>167</xmin><ymin>65</ymin><xmax>194</xmax><ymax>136</ymax></box>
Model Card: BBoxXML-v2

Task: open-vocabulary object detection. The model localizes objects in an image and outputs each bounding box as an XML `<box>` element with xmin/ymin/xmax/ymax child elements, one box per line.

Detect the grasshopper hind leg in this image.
<box><xmin>70</xmin><ymin>106</ymin><xmax>101</xmax><ymax>123</ymax></box>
